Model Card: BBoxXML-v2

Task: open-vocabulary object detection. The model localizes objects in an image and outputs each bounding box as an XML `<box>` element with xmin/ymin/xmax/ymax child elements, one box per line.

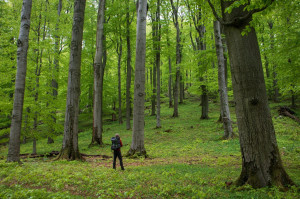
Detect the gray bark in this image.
<box><xmin>170</xmin><ymin>0</ymin><xmax>181</xmax><ymax>117</ymax></box>
<box><xmin>7</xmin><ymin>0</ymin><xmax>32</xmax><ymax>162</ymax></box>
<box><xmin>91</xmin><ymin>0</ymin><xmax>105</xmax><ymax>146</ymax></box>
<box><xmin>49</xmin><ymin>0</ymin><xmax>63</xmax><ymax>144</ymax></box>
<box><xmin>217</xmin><ymin>0</ymin><xmax>294</xmax><ymax>187</ymax></box>
<box><xmin>213</xmin><ymin>20</ymin><xmax>233</xmax><ymax>139</ymax></box>
<box><xmin>56</xmin><ymin>0</ymin><xmax>86</xmax><ymax>161</ymax></box>
<box><xmin>126</xmin><ymin>0</ymin><xmax>132</xmax><ymax>130</ymax></box>
<box><xmin>156</xmin><ymin>0</ymin><xmax>161</xmax><ymax>128</ymax></box>
<box><xmin>127</xmin><ymin>0</ymin><xmax>147</xmax><ymax>156</ymax></box>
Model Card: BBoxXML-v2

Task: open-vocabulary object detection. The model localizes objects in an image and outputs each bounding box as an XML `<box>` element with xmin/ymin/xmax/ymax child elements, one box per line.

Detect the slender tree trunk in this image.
<box><xmin>91</xmin><ymin>0</ymin><xmax>105</xmax><ymax>146</ymax></box>
<box><xmin>213</xmin><ymin>20</ymin><xmax>233</xmax><ymax>139</ymax></box>
<box><xmin>117</xmin><ymin>36</ymin><xmax>123</xmax><ymax>124</ymax></box>
<box><xmin>168</xmin><ymin>56</ymin><xmax>173</xmax><ymax>108</ymax></box>
<box><xmin>49</xmin><ymin>0</ymin><xmax>63</xmax><ymax>144</ymax></box>
<box><xmin>127</xmin><ymin>0</ymin><xmax>147</xmax><ymax>157</ymax></box>
<box><xmin>126</xmin><ymin>0</ymin><xmax>132</xmax><ymax>130</ymax></box>
<box><xmin>55</xmin><ymin>0</ymin><xmax>86</xmax><ymax>161</ymax></box>
<box><xmin>170</xmin><ymin>0</ymin><xmax>181</xmax><ymax>117</ymax></box>
<box><xmin>268</xmin><ymin>21</ymin><xmax>279</xmax><ymax>103</ymax></box>
<box><xmin>218</xmin><ymin>0</ymin><xmax>294</xmax><ymax>187</ymax></box>
<box><xmin>180</xmin><ymin>75</ymin><xmax>184</xmax><ymax>102</ymax></box>
<box><xmin>151</xmin><ymin>62</ymin><xmax>156</xmax><ymax>116</ymax></box>
<box><xmin>156</xmin><ymin>0</ymin><xmax>161</xmax><ymax>128</ymax></box>
<box><xmin>7</xmin><ymin>0</ymin><xmax>32</xmax><ymax>162</ymax></box>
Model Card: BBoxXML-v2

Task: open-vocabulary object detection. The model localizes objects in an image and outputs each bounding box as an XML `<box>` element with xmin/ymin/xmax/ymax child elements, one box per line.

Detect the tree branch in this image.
<box><xmin>206</xmin><ymin>0</ymin><xmax>224</xmax><ymax>24</ymax></box>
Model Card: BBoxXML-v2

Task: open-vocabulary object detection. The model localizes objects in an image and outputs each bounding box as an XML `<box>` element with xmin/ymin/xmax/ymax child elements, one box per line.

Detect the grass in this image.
<box><xmin>0</xmin><ymin>97</ymin><xmax>299</xmax><ymax>198</ymax></box>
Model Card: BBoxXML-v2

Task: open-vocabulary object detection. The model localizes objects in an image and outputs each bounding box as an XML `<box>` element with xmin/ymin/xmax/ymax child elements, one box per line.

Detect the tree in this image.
<box><xmin>91</xmin><ymin>0</ymin><xmax>105</xmax><ymax>146</ymax></box>
<box><xmin>127</xmin><ymin>0</ymin><xmax>147</xmax><ymax>157</ymax></box>
<box><xmin>207</xmin><ymin>0</ymin><xmax>294</xmax><ymax>187</ymax></box>
<box><xmin>56</xmin><ymin>0</ymin><xmax>86</xmax><ymax>161</ymax></box>
<box><xmin>125</xmin><ymin>0</ymin><xmax>134</xmax><ymax>130</ymax></box>
<box><xmin>213</xmin><ymin>20</ymin><xmax>233</xmax><ymax>139</ymax></box>
<box><xmin>48</xmin><ymin>0</ymin><xmax>63</xmax><ymax>144</ymax></box>
<box><xmin>7</xmin><ymin>0</ymin><xmax>33</xmax><ymax>162</ymax></box>
<box><xmin>156</xmin><ymin>0</ymin><xmax>162</xmax><ymax>128</ymax></box>
<box><xmin>170</xmin><ymin>0</ymin><xmax>182</xmax><ymax>117</ymax></box>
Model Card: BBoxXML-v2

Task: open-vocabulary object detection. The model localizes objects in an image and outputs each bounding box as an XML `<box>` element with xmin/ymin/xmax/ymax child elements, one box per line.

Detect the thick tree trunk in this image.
<box><xmin>213</xmin><ymin>21</ymin><xmax>233</xmax><ymax>139</ymax></box>
<box><xmin>56</xmin><ymin>0</ymin><xmax>86</xmax><ymax>161</ymax></box>
<box><xmin>127</xmin><ymin>0</ymin><xmax>147</xmax><ymax>157</ymax></box>
<box><xmin>91</xmin><ymin>0</ymin><xmax>105</xmax><ymax>146</ymax></box>
<box><xmin>126</xmin><ymin>0</ymin><xmax>132</xmax><ymax>130</ymax></box>
<box><xmin>220</xmin><ymin>0</ymin><xmax>294</xmax><ymax>188</ymax></box>
<box><xmin>7</xmin><ymin>0</ymin><xmax>32</xmax><ymax>162</ymax></box>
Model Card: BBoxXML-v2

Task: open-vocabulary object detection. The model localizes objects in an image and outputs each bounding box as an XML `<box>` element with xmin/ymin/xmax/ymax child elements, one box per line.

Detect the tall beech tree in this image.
<box><xmin>213</xmin><ymin>20</ymin><xmax>233</xmax><ymax>139</ymax></box>
<box><xmin>56</xmin><ymin>0</ymin><xmax>86</xmax><ymax>160</ymax></box>
<box><xmin>170</xmin><ymin>0</ymin><xmax>182</xmax><ymax>117</ymax></box>
<box><xmin>91</xmin><ymin>0</ymin><xmax>105</xmax><ymax>146</ymax></box>
<box><xmin>125</xmin><ymin>0</ymin><xmax>134</xmax><ymax>130</ymax></box>
<box><xmin>156</xmin><ymin>0</ymin><xmax>162</xmax><ymax>128</ymax></box>
<box><xmin>207</xmin><ymin>0</ymin><xmax>294</xmax><ymax>187</ymax></box>
<box><xmin>127</xmin><ymin>0</ymin><xmax>147</xmax><ymax>157</ymax></box>
<box><xmin>48</xmin><ymin>0</ymin><xmax>63</xmax><ymax>144</ymax></box>
<box><xmin>7</xmin><ymin>0</ymin><xmax>32</xmax><ymax>162</ymax></box>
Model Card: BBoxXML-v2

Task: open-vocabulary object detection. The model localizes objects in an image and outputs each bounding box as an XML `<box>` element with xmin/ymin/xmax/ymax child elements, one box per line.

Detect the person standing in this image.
<box><xmin>112</xmin><ymin>134</ymin><xmax>124</xmax><ymax>170</ymax></box>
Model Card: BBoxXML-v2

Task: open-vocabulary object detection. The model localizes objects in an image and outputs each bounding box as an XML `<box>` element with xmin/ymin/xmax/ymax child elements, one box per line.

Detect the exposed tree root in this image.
<box><xmin>126</xmin><ymin>148</ymin><xmax>147</xmax><ymax>158</ymax></box>
<box><xmin>278</xmin><ymin>106</ymin><xmax>300</xmax><ymax>123</ymax></box>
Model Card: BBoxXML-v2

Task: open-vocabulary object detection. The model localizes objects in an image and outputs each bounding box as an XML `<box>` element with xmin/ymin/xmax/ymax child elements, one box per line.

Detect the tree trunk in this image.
<box><xmin>156</xmin><ymin>0</ymin><xmax>161</xmax><ymax>128</ymax></box>
<box><xmin>170</xmin><ymin>0</ymin><xmax>182</xmax><ymax>117</ymax></box>
<box><xmin>180</xmin><ymin>74</ymin><xmax>184</xmax><ymax>103</ymax></box>
<box><xmin>127</xmin><ymin>0</ymin><xmax>147</xmax><ymax>157</ymax></box>
<box><xmin>220</xmin><ymin>0</ymin><xmax>294</xmax><ymax>188</ymax></box>
<box><xmin>117</xmin><ymin>36</ymin><xmax>123</xmax><ymax>124</ymax></box>
<box><xmin>7</xmin><ymin>0</ymin><xmax>32</xmax><ymax>162</ymax></box>
<box><xmin>126</xmin><ymin>0</ymin><xmax>132</xmax><ymax>130</ymax></box>
<box><xmin>91</xmin><ymin>0</ymin><xmax>105</xmax><ymax>146</ymax></box>
<box><xmin>151</xmin><ymin>62</ymin><xmax>156</xmax><ymax>116</ymax></box>
<box><xmin>213</xmin><ymin>20</ymin><xmax>233</xmax><ymax>139</ymax></box>
<box><xmin>56</xmin><ymin>0</ymin><xmax>86</xmax><ymax>161</ymax></box>
<box><xmin>200</xmin><ymin>84</ymin><xmax>209</xmax><ymax>119</ymax></box>
<box><xmin>168</xmin><ymin>56</ymin><xmax>173</xmax><ymax>108</ymax></box>
<box><xmin>49</xmin><ymin>0</ymin><xmax>63</xmax><ymax>145</ymax></box>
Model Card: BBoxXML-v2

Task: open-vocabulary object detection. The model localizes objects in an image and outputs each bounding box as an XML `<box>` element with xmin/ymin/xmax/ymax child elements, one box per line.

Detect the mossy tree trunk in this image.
<box><xmin>206</xmin><ymin>0</ymin><xmax>295</xmax><ymax>188</ymax></box>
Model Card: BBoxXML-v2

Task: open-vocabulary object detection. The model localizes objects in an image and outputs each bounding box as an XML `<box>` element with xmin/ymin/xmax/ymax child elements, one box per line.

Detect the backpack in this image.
<box><xmin>111</xmin><ymin>136</ymin><xmax>121</xmax><ymax>150</ymax></box>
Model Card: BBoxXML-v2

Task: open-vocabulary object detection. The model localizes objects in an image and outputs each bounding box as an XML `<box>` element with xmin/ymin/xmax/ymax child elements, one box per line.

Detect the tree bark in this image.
<box><xmin>91</xmin><ymin>0</ymin><xmax>105</xmax><ymax>146</ymax></box>
<box><xmin>170</xmin><ymin>0</ymin><xmax>182</xmax><ymax>117</ymax></box>
<box><xmin>117</xmin><ymin>35</ymin><xmax>123</xmax><ymax>124</ymax></box>
<box><xmin>219</xmin><ymin>0</ymin><xmax>294</xmax><ymax>188</ymax></box>
<box><xmin>213</xmin><ymin>20</ymin><xmax>234</xmax><ymax>139</ymax></box>
<box><xmin>156</xmin><ymin>0</ymin><xmax>161</xmax><ymax>128</ymax></box>
<box><xmin>127</xmin><ymin>0</ymin><xmax>147</xmax><ymax>157</ymax></box>
<box><xmin>126</xmin><ymin>0</ymin><xmax>132</xmax><ymax>130</ymax></box>
<box><xmin>49</xmin><ymin>0</ymin><xmax>63</xmax><ymax>145</ymax></box>
<box><xmin>7</xmin><ymin>0</ymin><xmax>32</xmax><ymax>162</ymax></box>
<box><xmin>56</xmin><ymin>0</ymin><xmax>86</xmax><ymax>161</ymax></box>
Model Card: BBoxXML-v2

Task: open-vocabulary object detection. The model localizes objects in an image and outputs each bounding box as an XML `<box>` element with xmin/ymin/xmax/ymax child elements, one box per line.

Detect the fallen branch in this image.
<box><xmin>278</xmin><ymin>107</ymin><xmax>300</xmax><ymax>124</ymax></box>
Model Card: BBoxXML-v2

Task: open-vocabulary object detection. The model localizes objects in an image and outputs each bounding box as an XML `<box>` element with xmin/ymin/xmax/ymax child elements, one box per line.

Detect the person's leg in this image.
<box><xmin>118</xmin><ymin>151</ymin><xmax>124</xmax><ymax>170</ymax></box>
<box><xmin>113</xmin><ymin>150</ymin><xmax>117</xmax><ymax>169</ymax></box>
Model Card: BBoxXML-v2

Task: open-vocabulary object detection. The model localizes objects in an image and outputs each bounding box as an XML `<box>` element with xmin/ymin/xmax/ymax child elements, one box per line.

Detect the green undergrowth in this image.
<box><xmin>0</xmin><ymin>98</ymin><xmax>299</xmax><ymax>198</ymax></box>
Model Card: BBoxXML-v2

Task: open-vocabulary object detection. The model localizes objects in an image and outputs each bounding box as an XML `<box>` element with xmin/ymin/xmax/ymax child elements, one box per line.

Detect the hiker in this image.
<box><xmin>111</xmin><ymin>134</ymin><xmax>125</xmax><ymax>170</ymax></box>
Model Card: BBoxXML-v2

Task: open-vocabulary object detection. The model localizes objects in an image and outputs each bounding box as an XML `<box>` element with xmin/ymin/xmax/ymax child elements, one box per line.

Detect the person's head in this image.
<box><xmin>115</xmin><ymin>134</ymin><xmax>120</xmax><ymax>138</ymax></box>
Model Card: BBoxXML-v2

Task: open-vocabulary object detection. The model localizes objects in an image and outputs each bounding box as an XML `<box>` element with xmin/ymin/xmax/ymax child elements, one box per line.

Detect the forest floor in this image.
<box><xmin>0</xmin><ymin>97</ymin><xmax>299</xmax><ymax>198</ymax></box>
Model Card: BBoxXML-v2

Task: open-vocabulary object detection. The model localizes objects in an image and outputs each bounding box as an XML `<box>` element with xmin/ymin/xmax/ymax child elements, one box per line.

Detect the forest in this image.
<box><xmin>0</xmin><ymin>0</ymin><xmax>299</xmax><ymax>198</ymax></box>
